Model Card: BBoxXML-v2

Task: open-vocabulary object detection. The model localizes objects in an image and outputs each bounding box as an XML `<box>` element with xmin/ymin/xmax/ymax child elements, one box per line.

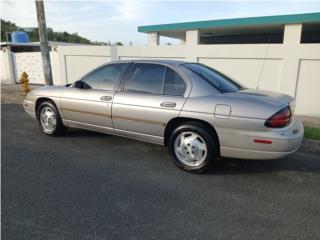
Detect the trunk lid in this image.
<box><xmin>219</xmin><ymin>89</ymin><xmax>295</xmax><ymax>120</ymax></box>
<box><xmin>229</xmin><ymin>89</ymin><xmax>294</xmax><ymax>106</ymax></box>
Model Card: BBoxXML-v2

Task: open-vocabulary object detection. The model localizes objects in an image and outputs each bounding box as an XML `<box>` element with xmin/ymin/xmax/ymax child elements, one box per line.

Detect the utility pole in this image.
<box><xmin>35</xmin><ymin>0</ymin><xmax>53</xmax><ymax>85</ymax></box>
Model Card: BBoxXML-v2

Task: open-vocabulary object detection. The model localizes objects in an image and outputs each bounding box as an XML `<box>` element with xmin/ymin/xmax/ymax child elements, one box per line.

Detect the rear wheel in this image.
<box><xmin>168</xmin><ymin>122</ymin><xmax>219</xmax><ymax>173</ymax></box>
<box><xmin>37</xmin><ymin>101</ymin><xmax>65</xmax><ymax>136</ymax></box>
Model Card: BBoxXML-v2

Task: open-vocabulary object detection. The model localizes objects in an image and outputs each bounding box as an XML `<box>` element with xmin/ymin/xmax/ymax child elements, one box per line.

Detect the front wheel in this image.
<box><xmin>168</xmin><ymin>122</ymin><xmax>219</xmax><ymax>173</ymax></box>
<box><xmin>37</xmin><ymin>101</ymin><xmax>65</xmax><ymax>136</ymax></box>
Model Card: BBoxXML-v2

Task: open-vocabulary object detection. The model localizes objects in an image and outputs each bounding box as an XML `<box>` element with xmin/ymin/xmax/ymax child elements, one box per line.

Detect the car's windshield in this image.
<box><xmin>181</xmin><ymin>63</ymin><xmax>246</xmax><ymax>93</ymax></box>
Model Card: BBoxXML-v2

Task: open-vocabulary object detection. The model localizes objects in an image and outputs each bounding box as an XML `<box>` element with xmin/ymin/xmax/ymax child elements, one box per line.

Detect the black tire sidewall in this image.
<box><xmin>37</xmin><ymin>101</ymin><xmax>64</xmax><ymax>136</ymax></box>
<box><xmin>168</xmin><ymin>122</ymin><xmax>218</xmax><ymax>173</ymax></box>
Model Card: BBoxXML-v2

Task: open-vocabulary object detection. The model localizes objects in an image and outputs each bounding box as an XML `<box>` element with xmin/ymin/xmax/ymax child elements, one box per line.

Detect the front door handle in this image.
<box><xmin>160</xmin><ymin>102</ymin><xmax>176</xmax><ymax>108</ymax></box>
<box><xmin>100</xmin><ymin>96</ymin><xmax>112</xmax><ymax>101</ymax></box>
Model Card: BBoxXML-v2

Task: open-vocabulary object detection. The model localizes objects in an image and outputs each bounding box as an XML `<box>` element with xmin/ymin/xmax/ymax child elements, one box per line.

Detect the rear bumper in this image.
<box><xmin>221</xmin><ymin>144</ymin><xmax>301</xmax><ymax>160</ymax></box>
<box><xmin>218</xmin><ymin>117</ymin><xmax>304</xmax><ymax>160</ymax></box>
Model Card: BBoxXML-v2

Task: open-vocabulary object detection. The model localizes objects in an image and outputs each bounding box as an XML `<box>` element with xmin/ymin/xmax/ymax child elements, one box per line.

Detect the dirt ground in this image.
<box><xmin>1</xmin><ymin>83</ymin><xmax>41</xmax><ymax>104</ymax></box>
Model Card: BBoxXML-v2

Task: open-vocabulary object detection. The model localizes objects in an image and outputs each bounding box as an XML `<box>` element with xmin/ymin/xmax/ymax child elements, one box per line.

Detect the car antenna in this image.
<box><xmin>256</xmin><ymin>36</ymin><xmax>271</xmax><ymax>89</ymax></box>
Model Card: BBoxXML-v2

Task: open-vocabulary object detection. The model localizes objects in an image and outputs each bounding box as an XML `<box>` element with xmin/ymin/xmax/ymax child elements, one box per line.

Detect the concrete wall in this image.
<box><xmin>295</xmin><ymin>60</ymin><xmax>320</xmax><ymax>117</ymax></box>
<box><xmin>13</xmin><ymin>52</ymin><xmax>45</xmax><ymax>84</ymax></box>
<box><xmin>1</xmin><ymin>42</ymin><xmax>319</xmax><ymax>116</ymax></box>
<box><xmin>0</xmin><ymin>50</ymin><xmax>59</xmax><ymax>85</ymax></box>
<box><xmin>54</xmin><ymin>46</ymin><xmax>112</xmax><ymax>84</ymax></box>
<box><xmin>0</xmin><ymin>49</ymin><xmax>14</xmax><ymax>84</ymax></box>
<box><xmin>51</xmin><ymin>43</ymin><xmax>319</xmax><ymax>117</ymax></box>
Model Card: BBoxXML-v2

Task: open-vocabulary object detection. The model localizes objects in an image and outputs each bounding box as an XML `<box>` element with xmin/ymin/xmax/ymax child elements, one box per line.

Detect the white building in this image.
<box><xmin>139</xmin><ymin>12</ymin><xmax>320</xmax><ymax>46</ymax></box>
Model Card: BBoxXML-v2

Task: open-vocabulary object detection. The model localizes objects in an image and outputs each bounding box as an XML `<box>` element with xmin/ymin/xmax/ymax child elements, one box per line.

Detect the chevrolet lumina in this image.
<box><xmin>23</xmin><ymin>60</ymin><xmax>304</xmax><ymax>173</ymax></box>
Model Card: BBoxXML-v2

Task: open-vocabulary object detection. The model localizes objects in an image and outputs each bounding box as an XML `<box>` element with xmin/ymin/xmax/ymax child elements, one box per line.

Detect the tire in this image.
<box><xmin>37</xmin><ymin>101</ymin><xmax>65</xmax><ymax>136</ymax></box>
<box><xmin>168</xmin><ymin>122</ymin><xmax>219</xmax><ymax>173</ymax></box>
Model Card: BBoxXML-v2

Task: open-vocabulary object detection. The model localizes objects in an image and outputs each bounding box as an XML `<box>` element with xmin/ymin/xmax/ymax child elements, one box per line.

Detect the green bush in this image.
<box><xmin>304</xmin><ymin>126</ymin><xmax>320</xmax><ymax>140</ymax></box>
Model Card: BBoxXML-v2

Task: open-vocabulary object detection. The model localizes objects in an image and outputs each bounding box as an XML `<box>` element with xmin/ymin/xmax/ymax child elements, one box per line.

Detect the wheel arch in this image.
<box><xmin>164</xmin><ymin>117</ymin><xmax>220</xmax><ymax>151</ymax></box>
<box><xmin>35</xmin><ymin>97</ymin><xmax>59</xmax><ymax>119</ymax></box>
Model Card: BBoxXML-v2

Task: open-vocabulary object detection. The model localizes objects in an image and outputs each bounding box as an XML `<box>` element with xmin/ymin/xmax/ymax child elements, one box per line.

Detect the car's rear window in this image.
<box><xmin>181</xmin><ymin>63</ymin><xmax>245</xmax><ymax>93</ymax></box>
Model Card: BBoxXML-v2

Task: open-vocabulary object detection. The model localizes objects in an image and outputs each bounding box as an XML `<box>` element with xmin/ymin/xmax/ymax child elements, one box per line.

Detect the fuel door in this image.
<box><xmin>214</xmin><ymin>104</ymin><xmax>231</xmax><ymax>119</ymax></box>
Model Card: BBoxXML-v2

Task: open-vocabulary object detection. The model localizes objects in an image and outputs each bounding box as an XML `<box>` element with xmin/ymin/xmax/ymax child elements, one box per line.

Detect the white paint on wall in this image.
<box><xmin>186</xmin><ymin>30</ymin><xmax>199</xmax><ymax>45</ymax></box>
<box><xmin>0</xmin><ymin>51</ymin><xmax>9</xmax><ymax>83</ymax></box>
<box><xmin>295</xmin><ymin>60</ymin><xmax>320</xmax><ymax>117</ymax></box>
<box><xmin>147</xmin><ymin>32</ymin><xmax>159</xmax><ymax>46</ymax></box>
<box><xmin>50</xmin><ymin>43</ymin><xmax>319</xmax><ymax>116</ymax></box>
<box><xmin>13</xmin><ymin>52</ymin><xmax>45</xmax><ymax>84</ymax></box>
<box><xmin>2</xmin><ymin>40</ymin><xmax>320</xmax><ymax>116</ymax></box>
<box><xmin>0</xmin><ymin>50</ymin><xmax>15</xmax><ymax>84</ymax></box>
<box><xmin>50</xmin><ymin>51</ymin><xmax>60</xmax><ymax>86</ymax></box>
<box><xmin>283</xmin><ymin>24</ymin><xmax>302</xmax><ymax>44</ymax></box>
<box><xmin>199</xmin><ymin>58</ymin><xmax>282</xmax><ymax>91</ymax></box>
<box><xmin>54</xmin><ymin>46</ymin><xmax>112</xmax><ymax>85</ymax></box>
<box><xmin>119</xmin><ymin>56</ymin><xmax>184</xmax><ymax>61</ymax></box>
<box><xmin>65</xmin><ymin>55</ymin><xmax>111</xmax><ymax>83</ymax></box>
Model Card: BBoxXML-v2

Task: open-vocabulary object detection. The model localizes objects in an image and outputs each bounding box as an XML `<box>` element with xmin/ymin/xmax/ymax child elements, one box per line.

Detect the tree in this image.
<box><xmin>1</xmin><ymin>19</ymin><xmax>19</xmax><ymax>42</ymax></box>
<box><xmin>1</xmin><ymin>18</ymin><xmax>101</xmax><ymax>45</ymax></box>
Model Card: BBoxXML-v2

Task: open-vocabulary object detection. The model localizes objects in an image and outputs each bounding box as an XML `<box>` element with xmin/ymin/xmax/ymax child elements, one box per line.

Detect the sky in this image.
<box><xmin>1</xmin><ymin>0</ymin><xmax>320</xmax><ymax>45</ymax></box>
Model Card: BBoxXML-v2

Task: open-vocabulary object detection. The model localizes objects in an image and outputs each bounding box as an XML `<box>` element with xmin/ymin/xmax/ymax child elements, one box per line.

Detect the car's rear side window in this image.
<box><xmin>182</xmin><ymin>63</ymin><xmax>245</xmax><ymax>93</ymax></box>
<box><xmin>123</xmin><ymin>63</ymin><xmax>166</xmax><ymax>94</ymax></box>
<box><xmin>82</xmin><ymin>63</ymin><xmax>128</xmax><ymax>91</ymax></box>
<box><xmin>164</xmin><ymin>68</ymin><xmax>186</xmax><ymax>96</ymax></box>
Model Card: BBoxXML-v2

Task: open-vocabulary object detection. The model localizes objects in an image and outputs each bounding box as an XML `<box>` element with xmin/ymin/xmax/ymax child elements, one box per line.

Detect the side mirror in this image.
<box><xmin>74</xmin><ymin>80</ymin><xmax>83</xmax><ymax>89</ymax></box>
<box><xmin>74</xmin><ymin>80</ymin><xmax>91</xmax><ymax>89</ymax></box>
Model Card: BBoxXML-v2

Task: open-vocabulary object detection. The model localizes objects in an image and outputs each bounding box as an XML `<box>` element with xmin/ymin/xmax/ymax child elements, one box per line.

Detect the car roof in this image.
<box><xmin>112</xmin><ymin>59</ymin><xmax>188</xmax><ymax>67</ymax></box>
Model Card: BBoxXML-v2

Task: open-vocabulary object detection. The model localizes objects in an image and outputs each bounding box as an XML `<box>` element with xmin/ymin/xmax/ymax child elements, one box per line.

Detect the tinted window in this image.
<box><xmin>181</xmin><ymin>63</ymin><xmax>245</xmax><ymax>93</ymax></box>
<box><xmin>164</xmin><ymin>68</ymin><xmax>186</xmax><ymax>96</ymax></box>
<box><xmin>82</xmin><ymin>63</ymin><xmax>128</xmax><ymax>90</ymax></box>
<box><xmin>123</xmin><ymin>63</ymin><xmax>165</xmax><ymax>94</ymax></box>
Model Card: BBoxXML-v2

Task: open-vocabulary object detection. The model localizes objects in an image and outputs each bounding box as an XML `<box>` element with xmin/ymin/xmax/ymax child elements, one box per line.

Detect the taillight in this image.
<box><xmin>265</xmin><ymin>106</ymin><xmax>292</xmax><ymax>128</ymax></box>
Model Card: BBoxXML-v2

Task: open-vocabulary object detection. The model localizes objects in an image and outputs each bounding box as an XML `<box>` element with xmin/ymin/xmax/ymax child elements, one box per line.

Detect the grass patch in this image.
<box><xmin>304</xmin><ymin>126</ymin><xmax>320</xmax><ymax>140</ymax></box>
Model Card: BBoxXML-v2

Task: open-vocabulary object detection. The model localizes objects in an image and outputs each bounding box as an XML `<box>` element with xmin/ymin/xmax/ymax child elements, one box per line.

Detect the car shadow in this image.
<box><xmin>208</xmin><ymin>139</ymin><xmax>320</xmax><ymax>175</ymax></box>
<box><xmin>61</xmin><ymin>128</ymin><xmax>110</xmax><ymax>138</ymax></box>
<box><xmin>59</xmin><ymin>129</ymin><xmax>320</xmax><ymax>175</ymax></box>
<box><xmin>206</xmin><ymin>155</ymin><xmax>320</xmax><ymax>175</ymax></box>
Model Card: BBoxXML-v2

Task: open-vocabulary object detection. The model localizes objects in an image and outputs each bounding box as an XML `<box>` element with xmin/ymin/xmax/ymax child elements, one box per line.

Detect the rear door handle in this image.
<box><xmin>160</xmin><ymin>102</ymin><xmax>176</xmax><ymax>108</ymax></box>
<box><xmin>100</xmin><ymin>96</ymin><xmax>113</xmax><ymax>101</ymax></box>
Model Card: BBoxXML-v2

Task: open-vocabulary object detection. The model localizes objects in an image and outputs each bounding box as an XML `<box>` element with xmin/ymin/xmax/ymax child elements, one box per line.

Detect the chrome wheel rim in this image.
<box><xmin>174</xmin><ymin>131</ymin><xmax>207</xmax><ymax>167</ymax></box>
<box><xmin>40</xmin><ymin>107</ymin><xmax>57</xmax><ymax>133</ymax></box>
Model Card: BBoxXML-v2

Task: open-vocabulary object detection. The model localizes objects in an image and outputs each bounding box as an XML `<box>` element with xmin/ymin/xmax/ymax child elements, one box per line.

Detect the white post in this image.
<box><xmin>186</xmin><ymin>30</ymin><xmax>199</xmax><ymax>45</ymax></box>
<box><xmin>279</xmin><ymin>24</ymin><xmax>303</xmax><ymax>97</ymax></box>
<box><xmin>0</xmin><ymin>47</ymin><xmax>15</xmax><ymax>84</ymax></box>
<box><xmin>147</xmin><ymin>32</ymin><xmax>159</xmax><ymax>46</ymax></box>
<box><xmin>179</xmin><ymin>33</ymin><xmax>186</xmax><ymax>45</ymax></box>
<box><xmin>110</xmin><ymin>45</ymin><xmax>119</xmax><ymax>61</ymax></box>
<box><xmin>283</xmin><ymin>24</ymin><xmax>302</xmax><ymax>44</ymax></box>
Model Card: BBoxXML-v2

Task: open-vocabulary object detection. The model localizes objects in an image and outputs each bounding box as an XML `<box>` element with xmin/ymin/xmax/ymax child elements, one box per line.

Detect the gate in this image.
<box><xmin>13</xmin><ymin>52</ymin><xmax>45</xmax><ymax>84</ymax></box>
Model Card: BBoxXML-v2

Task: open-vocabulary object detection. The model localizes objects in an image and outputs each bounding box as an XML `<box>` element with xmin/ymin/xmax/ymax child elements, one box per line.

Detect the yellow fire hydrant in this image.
<box><xmin>20</xmin><ymin>71</ymin><xmax>30</xmax><ymax>95</ymax></box>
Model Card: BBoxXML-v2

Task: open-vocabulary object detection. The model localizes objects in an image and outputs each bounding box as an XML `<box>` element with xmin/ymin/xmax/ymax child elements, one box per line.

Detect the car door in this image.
<box><xmin>61</xmin><ymin>62</ymin><xmax>129</xmax><ymax>131</ymax></box>
<box><xmin>112</xmin><ymin>62</ymin><xmax>189</xmax><ymax>144</ymax></box>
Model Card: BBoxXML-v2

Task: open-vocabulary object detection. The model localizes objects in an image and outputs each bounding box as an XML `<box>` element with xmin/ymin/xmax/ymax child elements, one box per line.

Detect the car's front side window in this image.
<box><xmin>123</xmin><ymin>63</ymin><xmax>166</xmax><ymax>95</ymax></box>
<box><xmin>81</xmin><ymin>63</ymin><xmax>128</xmax><ymax>91</ymax></box>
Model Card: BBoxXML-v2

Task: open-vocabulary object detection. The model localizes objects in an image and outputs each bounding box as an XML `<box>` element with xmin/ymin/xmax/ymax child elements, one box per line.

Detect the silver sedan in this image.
<box><xmin>23</xmin><ymin>60</ymin><xmax>304</xmax><ymax>173</ymax></box>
